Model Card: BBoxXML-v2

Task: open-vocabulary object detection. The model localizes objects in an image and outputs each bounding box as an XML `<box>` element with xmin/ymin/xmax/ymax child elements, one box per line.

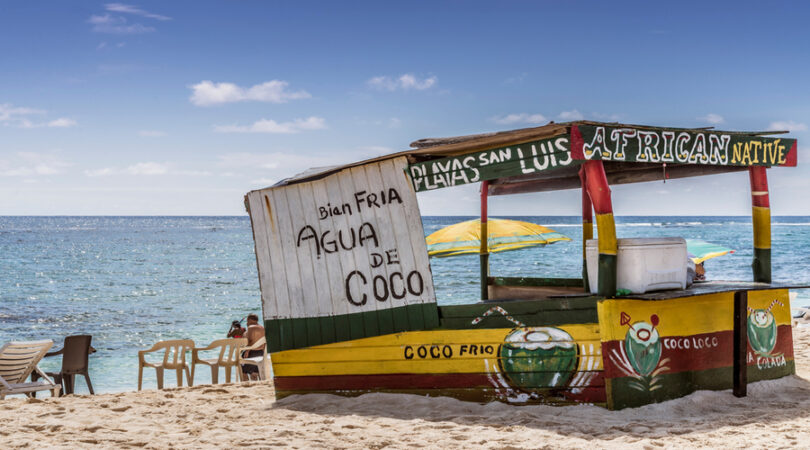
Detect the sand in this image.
<box><xmin>4</xmin><ymin>330</ymin><xmax>810</xmax><ymax>450</ymax></box>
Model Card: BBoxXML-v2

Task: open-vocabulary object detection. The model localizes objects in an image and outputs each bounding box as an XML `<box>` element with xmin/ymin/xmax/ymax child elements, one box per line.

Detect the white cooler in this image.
<box><xmin>585</xmin><ymin>237</ymin><xmax>687</xmax><ymax>294</ymax></box>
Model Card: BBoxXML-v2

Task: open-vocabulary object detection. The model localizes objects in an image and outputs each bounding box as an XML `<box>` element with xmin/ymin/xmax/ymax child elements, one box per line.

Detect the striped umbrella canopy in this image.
<box><xmin>686</xmin><ymin>239</ymin><xmax>735</xmax><ymax>264</ymax></box>
<box><xmin>426</xmin><ymin>218</ymin><xmax>571</xmax><ymax>258</ymax></box>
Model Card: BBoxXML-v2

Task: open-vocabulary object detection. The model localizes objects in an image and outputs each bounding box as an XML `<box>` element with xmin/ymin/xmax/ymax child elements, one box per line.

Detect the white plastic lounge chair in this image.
<box><xmin>137</xmin><ymin>339</ymin><xmax>194</xmax><ymax>390</ymax></box>
<box><xmin>238</xmin><ymin>337</ymin><xmax>268</xmax><ymax>381</ymax></box>
<box><xmin>0</xmin><ymin>340</ymin><xmax>61</xmax><ymax>399</ymax></box>
<box><xmin>190</xmin><ymin>338</ymin><xmax>247</xmax><ymax>385</ymax></box>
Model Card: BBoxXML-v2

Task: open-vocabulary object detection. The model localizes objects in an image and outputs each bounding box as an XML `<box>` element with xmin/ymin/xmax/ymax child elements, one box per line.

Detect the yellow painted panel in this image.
<box><xmin>271</xmin><ymin>325</ymin><xmax>603</xmax><ymax>377</ymax></box>
<box><xmin>597</xmin><ymin>289</ymin><xmax>790</xmax><ymax>342</ymax></box>
<box><xmin>752</xmin><ymin>206</ymin><xmax>771</xmax><ymax>249</ymax></box>
<box><xmin>595</xmin><ymin>213</ymin><xmax>617</xmax><ymax>255</ymax></box>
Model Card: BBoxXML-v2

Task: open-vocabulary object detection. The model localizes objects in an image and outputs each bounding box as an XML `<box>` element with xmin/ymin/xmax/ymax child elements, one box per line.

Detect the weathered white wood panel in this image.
<box><xmin>246</xmin><ymin>157</ymin><xmax>436</xmax><ymax>320</ymax></box>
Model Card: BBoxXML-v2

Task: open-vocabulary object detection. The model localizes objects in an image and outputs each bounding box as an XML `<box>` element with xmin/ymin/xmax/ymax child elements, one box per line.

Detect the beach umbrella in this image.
<box><xmin>426</xmin><ymin>218</ymin><xmax>571</xmax><ymax>258</ymax></box>
<box><xmin>686</xmin><ymin>239</ymin><xmax>735</xmax><ymax>264</ymax></box>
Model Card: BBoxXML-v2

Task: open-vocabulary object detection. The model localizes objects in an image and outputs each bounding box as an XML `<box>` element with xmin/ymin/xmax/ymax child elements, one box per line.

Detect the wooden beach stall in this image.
<box><xmin>245</xmin><ymin>121</ymin><xmax>802</xmax><ymax>409</ymax></box>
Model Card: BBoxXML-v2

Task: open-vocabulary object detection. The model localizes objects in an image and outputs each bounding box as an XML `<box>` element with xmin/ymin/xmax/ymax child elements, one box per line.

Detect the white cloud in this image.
<box><xmin>85</xmin><ymin>162</ymin><xmax>210</xmax><ymax>177</ymax></box>
<box><xmin>769</xmin><ymin>121</ymin><xmax>808</xmax><ymax>132</ymax></box>
<box><xmin>0</xmin><ymin>104</ymin><xmax>76</xmax><ymax>128</ymax></box>
<box><xmin>88</xmin><ymin>4</ymin><xmax>169</xmax><ymax>34</ymax></box>
<box><xmin>0</xmin><ymin>152</ymin><xmax>71</xmax><ymax>177</ymax></box>
<box><xmin>104</xmin><ymin>3</ymin><xmax>172</xmax><ymax>21</ymax></box>
<box><xmin>214</xmin><ymin>116</ymin><xmax>326</xmax><ymax>134</ymax></box>
<box><xmin>47</xmin><ymin>118</ymin><xmax>77</xmax><ymax>128</ymax></box>
<box><xmin>490</xmin><ymin>113</ymin><xmax>547</xmax><ymax>125</ymax></box>
<box><xmin>189</xmin><ymin>80</ymin><xmax>311</xmax><ymax>106</ymax></box>
<box><xmin>698</xmin><ymin>113</ymin><xmax>725</xmax><ymax>125</ymax></box>
<box><xmin>251</xmin><ymin>178</ymin><xmax>276</xmax><ymax>186</ymax></box>
<box><xmin>139</xmin><ymin>130</ymin><xmax>166</xmax><ymax>137</ymax></box>
<box><xmin>367</xmin><ymin>74</ymin><xmax>437</xmax><ymax>91</ymax></box>
<box><xmin>88</xmin><ymin>14</ymin><xmax>155</xmax><ymax>34</ymax></box>
<box><xmin>217</xmin><ymin>152</ymin><xmax>345</xmax><ymax>174</ymax></box>
<box><xmin>559</xmin><ymin>110</ymin><xmax>585</xmax><ymax>121</ymax></box>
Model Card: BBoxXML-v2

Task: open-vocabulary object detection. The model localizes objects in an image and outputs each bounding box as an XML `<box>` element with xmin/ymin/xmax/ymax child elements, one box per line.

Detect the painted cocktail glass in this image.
<box><xmin>624</xmin><ymin>321</ymin><xmax>661</xmax><ymax>377</ymax></box>
<box><xmin>747</xmin><ymin>309</ymin><xmax>777</xmax><ymax>355</ymax></box>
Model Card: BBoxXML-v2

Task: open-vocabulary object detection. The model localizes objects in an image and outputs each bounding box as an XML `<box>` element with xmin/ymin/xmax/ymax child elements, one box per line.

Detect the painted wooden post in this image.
<box><xmin>583</xmin><ymin>160</ymin><xmax>617</xmax><ymax>297</ymax></box>
<box><xmin>749</xmin><ymin>167</ymin><xmax>771</xmax><ymax>283</ymax></box>
<box><xmin>579</xmin><ymin>167</ymin><xmax>593</xmax><ymax>292</ymax></box>
<box><xmin>480</xmin><ymin>180</ymin><xmax>489</xmax><ymax>300</ymax></box>
<box><xmin>733</xmin><ymin>290</ymin><xmax>748</xmax><ymax>397</ymax></box>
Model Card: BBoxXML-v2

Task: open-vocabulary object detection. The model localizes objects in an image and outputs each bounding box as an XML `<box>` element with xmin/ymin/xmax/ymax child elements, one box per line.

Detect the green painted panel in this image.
<box><xmin>377</xmin><ymin>308</ymin><xmax>395</xmax><ymax>335</ymax></box>
<box><xmin>318</xmin><ymin>316</ymin><xmax>336</xmax><ymax>346</ymax></box>
<box><xmin>265</xmin><ymin>304</ymin><xmax>441</xmax><ymax>352</ymax></box>
<box><xmin>292</xmin><ymin>320</ymin><xmax>309</xmax><ymax>349</ymax></box>
<box><xmin>305</xmin><ymin>317</ymin><xmax>322</xmax><ymax>347</ymax></box>
<box><xmin>278</xmin><ymin>319</ymin><xmax>295</xmax><ymax>353</ymax></box>
<box><xmin>608</xmin><ymin>361</ymin><xmax>795</xmax><ymax>410</ymax></box>
<box><xmin>598</xmin><ymin>254</ymin><xmax>617</xmax><ymax>297</ymax></box>
<box><xmin>362</xmin><ymin>310</ymin><xmax>380</xmax><ymax>338</ymax></box>
<box><xmin>265</xmin><ymin>319</ymin><xmax>282</xmax><ymax>353</ymax></box>
<box><xmin>333</xmin><ymin>315</ymin><xmax>351</xmax><ymax>343</ymax></box>
<box><xmin>577</xmin><ymin>124</ymin><xmax>797</xmax><ymax>167</ymax></box>
<box><xmin>753</xmin><ymin>247</ymin><xmax>772</xmax><ymax>283</ymax></box>
<box><xmin>348</xmin><ymin>313</ymin><xmax>365</xmax><ymax>341</ymax></box>
<box><xmin>407</xmin><ymin>136</ymin><xmax>574</xmax><ymax>192</ymax></box>
<box><xmin>422</xmin><ymin>303</ymin><xmax>441</xmax><ymax>329</ymax></box>
<box><xmin>406</xmin><ymin>303</ymin><xmax>425</xmax><ymax>330</ymax></box>
<box><xmin>391</xmin><ymin>305</ymin><xmax>410</xmax><ymax>332</ymax></box>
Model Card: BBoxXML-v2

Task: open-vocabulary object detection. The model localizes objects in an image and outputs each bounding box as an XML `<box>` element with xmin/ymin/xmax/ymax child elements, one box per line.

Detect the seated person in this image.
<box><xmin>241</xmin><ymin>314</ymin><xmax>266</xmax><ymax>381</ymax></box>
<box><xmin>227</xmin><ymin>320</ymin><xmax>245</xmax><ymax>338</ymax></box>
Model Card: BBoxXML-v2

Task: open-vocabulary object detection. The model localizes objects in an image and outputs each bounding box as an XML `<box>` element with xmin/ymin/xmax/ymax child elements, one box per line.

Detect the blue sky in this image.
<box><xmin>1</xmin><ymin>1</ymin><xmax>808</xmax><ymax>215</ymax></box>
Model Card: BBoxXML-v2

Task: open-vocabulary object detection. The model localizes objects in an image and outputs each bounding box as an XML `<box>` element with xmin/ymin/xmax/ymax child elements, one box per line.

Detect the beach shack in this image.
<box><xmin>244</xmin><ymin>121</ymin><xmax>802</xmax><ymax>409</ymax></box>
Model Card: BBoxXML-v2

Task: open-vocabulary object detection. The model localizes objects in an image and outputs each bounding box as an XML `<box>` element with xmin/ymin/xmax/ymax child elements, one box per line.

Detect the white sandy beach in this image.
<box><xmin>4</xmin><ymin>327</ymin><xmax>810</xmax><ymax>449</ymax></box>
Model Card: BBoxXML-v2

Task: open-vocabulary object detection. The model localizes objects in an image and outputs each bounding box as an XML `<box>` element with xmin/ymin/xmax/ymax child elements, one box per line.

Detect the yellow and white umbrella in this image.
<box><xmin>426</xmin><ymin>218</ymin><xmax>571</xmax><ymax>258</ymax></box>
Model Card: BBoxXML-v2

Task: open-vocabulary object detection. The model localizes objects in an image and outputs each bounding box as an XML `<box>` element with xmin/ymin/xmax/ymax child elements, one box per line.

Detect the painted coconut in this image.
<box><xmin>747</xmin><ymin>309</ymin><xmax>777</xmax><ymax>355</ymax></box>
<box><xmin>498</xmin><ymin>327</ymin><xmax>578</xmax><ymax>393</ymax></box>
<box><xmin>624</xmin><ymin>321</ymin><xmax>661</xmax><ymax>377</ymax></box>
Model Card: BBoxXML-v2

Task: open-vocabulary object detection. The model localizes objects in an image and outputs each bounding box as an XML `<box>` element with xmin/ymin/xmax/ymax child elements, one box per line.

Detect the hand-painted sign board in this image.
<box><xmin>246</xmin><ymin>157</ymin><xmax>438</xmax><ymax>351</ymax></box>
<box><xmin>408</xmin><ymin>135</ymin><xmax>573</xmax><ymax>192</ymax></box>
<box><xmin>406</xmin><ymin>125</ymin><xmax>797</xmax><ymax>192</ymax></box>
<box><xmin>572</xmin><ymin>125</ymin><xmax>798</xmax><ymax>167</ymax></box>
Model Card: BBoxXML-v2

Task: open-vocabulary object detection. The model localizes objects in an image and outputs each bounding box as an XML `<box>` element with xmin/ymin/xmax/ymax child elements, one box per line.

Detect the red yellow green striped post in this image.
<box><xmin>480</xmin><ymin>180</ymin><xmax>489</xmax><ymax>300</ymax></box>
<box><xmin>579</xmin><ymin>167</ymin><xmax>593</xmax><ymax>292</ymax></box>
<box><xmin>749</xmin><ymin>167</ymin><xmax>771</xmax><ymax>283</ymax></box>
<box><xmin>583</xmin><ymin>160</ymin><xmax>617</xmax><ymax>296</ymax></box>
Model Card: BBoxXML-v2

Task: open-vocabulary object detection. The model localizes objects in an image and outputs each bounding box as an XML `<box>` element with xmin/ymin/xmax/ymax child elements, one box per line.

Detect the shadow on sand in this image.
<box><xmin>273</xmin><ymin>375</ymin><xmax>810</xmax><ymax>441</ymax></box>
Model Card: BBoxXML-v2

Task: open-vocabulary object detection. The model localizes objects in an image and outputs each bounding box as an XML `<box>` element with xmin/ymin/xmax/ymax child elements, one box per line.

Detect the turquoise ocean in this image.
<box><xmin>2</xmin><ymin>216</ymin><xmax>809</xmax><ymax>393</ymax></box>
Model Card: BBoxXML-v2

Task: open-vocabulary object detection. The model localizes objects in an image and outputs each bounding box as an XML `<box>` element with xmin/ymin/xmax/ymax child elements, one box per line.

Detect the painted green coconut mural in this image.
<box><xmin>748</xmin><ymin>307</ymin><xmax>778</xmax><ymax>355</ymax></box>
<box><xmin>499</xmin><ymin>327</ymin><xmax>579</xmax><ymax>392</ymax></box>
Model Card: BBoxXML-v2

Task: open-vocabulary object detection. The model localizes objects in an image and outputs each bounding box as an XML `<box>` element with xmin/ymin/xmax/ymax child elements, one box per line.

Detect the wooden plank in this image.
<box><xmin>384</xmin><ymin>158</ymin><xmax>438</xmax><ymax>325</ymax></box>
<box><xmin>439</xmin><ymin>298</ymin><xmax>599</xmax><ymax>317</ymax></box>
<box><xmin>310</xmin><ymin>179</ymin><xmax>351</xmax><ymax>321</ymax></box>
<box><xmin>491</xmin><ymin>277</ymin><xmax>584</xmax><ymax>287</ymax></box>
<box><xmin>246</xmin><ymin>193</ymin><xmax>279</xmax><ymax>319</ymax></box>
<box><xmin>733</xmin><ymin>290</ymin><xmax>748</xmax><ymax>397</ymax></box>
<box><xmin>440</xmin><ymin>311</ymin><xmax>599</xmax><ymax>329</ymax></box>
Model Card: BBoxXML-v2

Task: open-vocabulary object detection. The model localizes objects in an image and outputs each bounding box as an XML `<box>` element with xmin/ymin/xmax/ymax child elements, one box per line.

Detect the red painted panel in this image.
<box><xmin>602</xmin><ymin>325</ymin><xmax>793</xmax><ymax>379</ymax></box>
<box><xmin>749</xmin><ymin>166</ymin><xmax>770</xmax><ymax>208</ymax></box>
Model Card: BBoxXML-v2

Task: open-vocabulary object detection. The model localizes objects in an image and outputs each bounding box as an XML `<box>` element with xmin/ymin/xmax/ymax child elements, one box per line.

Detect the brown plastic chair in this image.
<box><xmin>138</xmin><ymin>339</ymin><xmax>194</xmax><ymax>390</ymax></box>
<box><xmin>32</xmin><ymin>334</ymin><xmax>96</xmax><ymax>396</ymax></box>
<box><xmin>190</xmin><ymin>338</ymin><xmax>247</xmax><ymax>385</ymax></box>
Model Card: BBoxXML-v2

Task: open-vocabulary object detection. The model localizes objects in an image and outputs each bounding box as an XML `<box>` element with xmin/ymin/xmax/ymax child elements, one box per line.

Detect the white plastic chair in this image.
<box><xmin>238</xmin><ymin>337</ymin><xmax>268</xmax><ymax>381</ymax></box>
<box><xmin>0</xmin><ymin>340</ymin><xmax>61</xmax><ymax>399</ymax></box>
<box><xmin>191</xmin><ymin>338</ymin><xmax>247</xmax><ymax>385</ymax></box>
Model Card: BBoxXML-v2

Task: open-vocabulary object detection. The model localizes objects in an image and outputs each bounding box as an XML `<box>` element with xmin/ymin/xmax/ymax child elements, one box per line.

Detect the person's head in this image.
<box><xmin>231</xmin><ymin>320</ymin><xmax>242</xmax><ymax>330</ymax></box>
<box><xmin>247</xmin><ymin>313</ymin><xmax>259</xmax><ymax>325</ymax></box>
